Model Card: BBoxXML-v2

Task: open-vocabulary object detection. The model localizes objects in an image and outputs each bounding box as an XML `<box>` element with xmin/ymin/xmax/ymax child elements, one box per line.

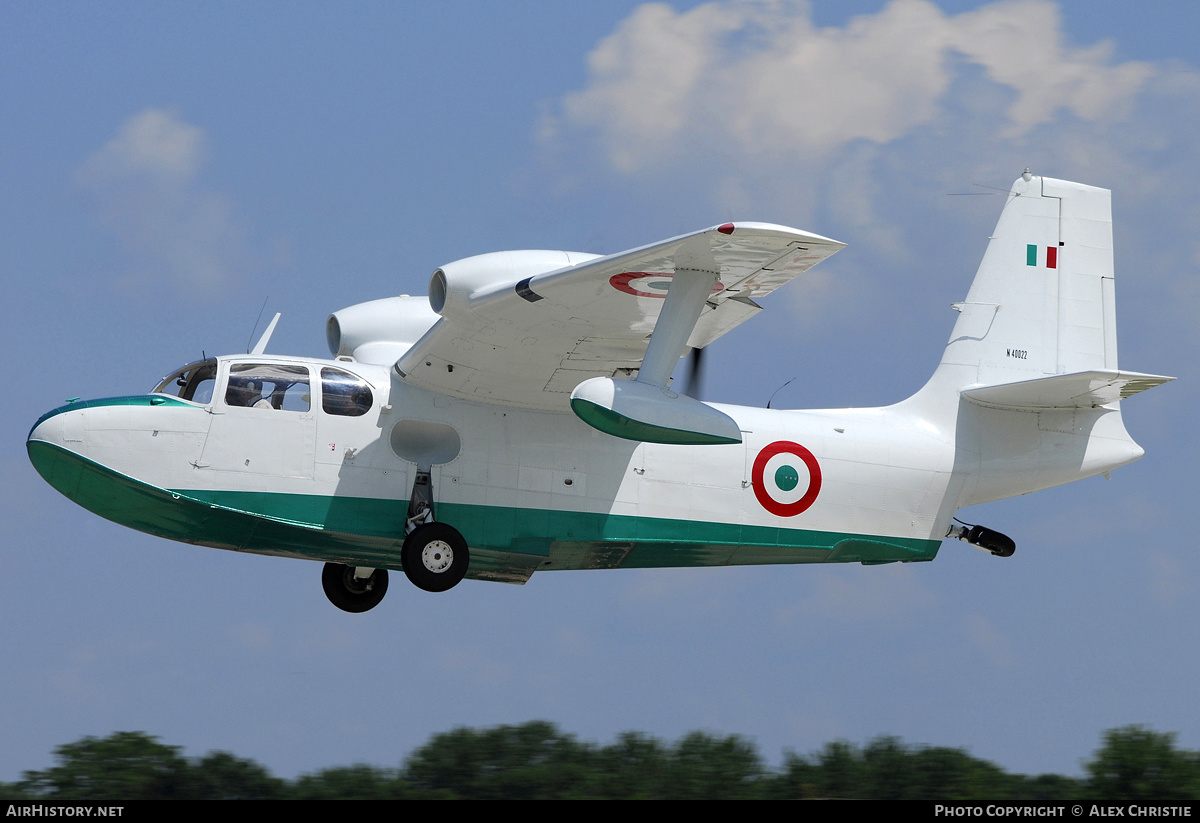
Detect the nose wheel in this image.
<box><xmin>402</xmin><ymin>522</ymin><xmax>469</xmax><ymax>592</ymax></box>
<box><xmin>322</xmin><ymin>563</ymin><xmax>389</xmax><ymax>612</ymax></box>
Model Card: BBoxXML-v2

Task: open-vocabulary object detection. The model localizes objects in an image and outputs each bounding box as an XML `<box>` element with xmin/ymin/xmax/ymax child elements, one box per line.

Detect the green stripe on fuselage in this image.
<box><xmin>27</xmin><ymin>440</ymin><xmax>940</xmax><ymax>576</ymax></box>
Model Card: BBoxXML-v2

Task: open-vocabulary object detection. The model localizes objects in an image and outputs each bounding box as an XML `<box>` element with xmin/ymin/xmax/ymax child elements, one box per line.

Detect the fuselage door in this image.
<box><xmin>199</xmin><ymin>361</ymin><xmax>316</xmax><ymax>480</ymax></box>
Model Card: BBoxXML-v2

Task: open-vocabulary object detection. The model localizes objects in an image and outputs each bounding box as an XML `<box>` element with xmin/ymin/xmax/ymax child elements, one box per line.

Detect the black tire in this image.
<box><xmin>321</xmin><ymin>563</ymin><xmax>389</xmax><ymax>612</ymax></box>
<box><xmin>402</xmin><ymin>522</ymin><xmax>469</xmax><ymax>592</ymax></box>
<box><xmin>967</xmin><ymin>525</ymin><xmax>1016</xmax><ymax>558</ymax></box>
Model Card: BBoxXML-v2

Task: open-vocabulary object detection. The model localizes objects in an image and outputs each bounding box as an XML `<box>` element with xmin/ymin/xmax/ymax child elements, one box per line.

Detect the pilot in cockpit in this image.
<box><xmin>226</xmin><ymin>378</ymin><xmax>273</xmax><ymax>409</ymax></box>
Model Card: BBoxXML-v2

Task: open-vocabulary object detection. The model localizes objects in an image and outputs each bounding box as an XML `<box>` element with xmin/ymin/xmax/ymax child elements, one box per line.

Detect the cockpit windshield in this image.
<box><xmin>153</xmin><ymin>359</ymin><xmax>218</xmax><ymax>404</ymax></box>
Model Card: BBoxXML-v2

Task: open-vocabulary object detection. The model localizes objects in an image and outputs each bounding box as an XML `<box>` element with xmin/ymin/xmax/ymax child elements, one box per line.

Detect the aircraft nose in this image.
<box><xmin>27</xmin><ymin>403</ymin><xmax>88</xmax><ymax>489</ymax></box>
<box><xmin>28</xmin><ymin>404</ymin><xmax>76</xmax><ymax>449</ymax></box>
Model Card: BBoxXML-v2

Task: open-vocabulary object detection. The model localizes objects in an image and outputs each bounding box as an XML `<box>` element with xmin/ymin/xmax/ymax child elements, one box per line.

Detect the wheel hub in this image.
<box><xmin>421</xmin><ymin>540</ymin><xmax>453</xmax><ymax>573</ymax></box>
<box><xmin>342</xmin><ymin>568</ymin><xmax>375</xmax><ymax>594</ymax></box>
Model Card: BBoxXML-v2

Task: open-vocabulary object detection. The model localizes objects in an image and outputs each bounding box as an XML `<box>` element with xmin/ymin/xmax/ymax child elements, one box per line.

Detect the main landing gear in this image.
<box><xmin>402</xmin><ymin>522</ymin><xmax>469</xmax><ymax>593</ymax></box>
<box><xmin>320</xmin><ymin>468</ymin><xmax>470</xmax><ymax>612</ymax></box>
<box><xmin>401</xmin><ymin>469</ymin><xmax>470</xmax><ymax>592</ymax></box>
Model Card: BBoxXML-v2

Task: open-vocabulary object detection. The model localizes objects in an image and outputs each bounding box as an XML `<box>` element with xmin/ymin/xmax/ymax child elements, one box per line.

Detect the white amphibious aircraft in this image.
<box><xmin>28</xmin><ymin>173</ymin><xmax>1172</xmax><ymax>611</ymax></box>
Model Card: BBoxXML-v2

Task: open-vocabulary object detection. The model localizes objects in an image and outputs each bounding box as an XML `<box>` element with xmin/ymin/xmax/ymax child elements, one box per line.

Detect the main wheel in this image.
<box><xmin>402</xmin><ymin>523</ymin><xmax>469</xmax><ymax>592</ymax></box>
<box><xmin>321</xmin><ymin>563</ymin><xmax>389</xmax><ymax>612</ymax></box>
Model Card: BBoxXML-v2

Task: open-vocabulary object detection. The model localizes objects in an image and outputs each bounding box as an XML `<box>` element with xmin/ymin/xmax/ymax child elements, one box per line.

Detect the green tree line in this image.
<box><xmin>2</xmin><ymin>723</ymin><xmax>1198</xmax><ymax>800</ymax></box>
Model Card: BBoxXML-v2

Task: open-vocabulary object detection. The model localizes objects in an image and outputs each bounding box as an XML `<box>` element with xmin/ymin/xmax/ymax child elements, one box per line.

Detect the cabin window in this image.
<box><xmin>153</xmin><ymin>359</ymin><xmax>218</xmax><ymax>404</ymax></box>
<box><xmin>225</xmin><ymin>364</ymin><xmax>311</xmax><ymax>411</ymax></box>
<box><xmin>321</xmin><ymin>367</ymin><xmax>373</xmax><ymax>417</ymax></box>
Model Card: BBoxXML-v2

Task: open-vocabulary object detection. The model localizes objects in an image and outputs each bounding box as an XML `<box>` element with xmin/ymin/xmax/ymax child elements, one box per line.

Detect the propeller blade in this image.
<box><xmin>686</xmin><ymin>347</ymin><xmax>705</xmax><ymax>400</ymax></box>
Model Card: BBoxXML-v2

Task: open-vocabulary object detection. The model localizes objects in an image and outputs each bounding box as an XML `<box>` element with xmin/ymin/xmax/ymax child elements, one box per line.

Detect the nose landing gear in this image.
<box><xmin>321</xmin><ymin>563</ymin><xmax>389</xmax><ymax>613</ymax></box>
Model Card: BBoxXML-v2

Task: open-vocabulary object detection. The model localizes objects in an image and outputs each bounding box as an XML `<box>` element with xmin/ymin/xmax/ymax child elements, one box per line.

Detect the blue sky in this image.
<box><xmin>2</xmin><ymin>0</ymin><xmax>1197</xmax><ymax>780</ymax></box>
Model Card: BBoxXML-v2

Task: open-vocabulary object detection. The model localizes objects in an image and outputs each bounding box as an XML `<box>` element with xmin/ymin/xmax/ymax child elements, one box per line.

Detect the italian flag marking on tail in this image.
<box><xmin>1026</xmin><ymin>244</ymin><xmax>1058</xmax><ymax>269</ymax></box>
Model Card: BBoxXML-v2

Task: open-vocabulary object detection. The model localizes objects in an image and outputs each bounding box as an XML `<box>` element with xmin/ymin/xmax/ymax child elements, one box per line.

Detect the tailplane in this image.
<box><xmin>960</xmin><ymin>370</ymin><xmax>1172</xmax><ymax>411</ymax></box>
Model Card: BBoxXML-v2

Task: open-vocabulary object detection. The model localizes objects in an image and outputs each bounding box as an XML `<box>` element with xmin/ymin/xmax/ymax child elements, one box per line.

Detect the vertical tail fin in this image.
<box><xmin>939</xmin><ymin>172</ymin><xmax>1117</xmax><ymax>387</ymax></box>
<box><xmin>915</xmin><ymin>172</ymin><xmax>1172</xmax><ymax>506</ymax></box>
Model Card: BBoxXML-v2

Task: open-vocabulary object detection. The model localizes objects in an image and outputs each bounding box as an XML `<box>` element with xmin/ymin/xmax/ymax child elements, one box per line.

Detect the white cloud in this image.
<box><xmin>550</xmin><ymin>0</ymin><xmax>1154</xmax><ymax>172</ymax></box>
<box><xmin>81</xmin><ymin>108</ymin><xmax>205</xmax><ymax>182</ymax></box>
<box><xmin>76</xmin><ymin>108</ymin><xmax>253</xmax><ymax>294</ymax></box>
<box><xmin>539</xmin><ymin>0</ymin><xmax>1200</xmax><ymax>351</ymax></box>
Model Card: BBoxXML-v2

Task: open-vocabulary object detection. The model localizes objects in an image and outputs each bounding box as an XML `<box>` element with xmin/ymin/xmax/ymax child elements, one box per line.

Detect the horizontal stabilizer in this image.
<box><xmin>962</xmin><ymin>370</ymin><xmax>1173</xmax><ymax>410</ymax></box>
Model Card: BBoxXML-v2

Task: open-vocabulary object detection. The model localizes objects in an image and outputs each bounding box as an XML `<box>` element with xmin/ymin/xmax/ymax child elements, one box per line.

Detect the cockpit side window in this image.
<box><xmin>321</xmin><ymin>367</ymin><xmax>373</xmax><ymax>417</ymax></box>
<box><xmin>225</xmin><ymin>364</ymin><xmax>311</xmax><ymax>411</ymax></box>
<box><xmin>153</xmin><ymin>359</ymin><xmax>218</xmax><ymax>404</ymax></box>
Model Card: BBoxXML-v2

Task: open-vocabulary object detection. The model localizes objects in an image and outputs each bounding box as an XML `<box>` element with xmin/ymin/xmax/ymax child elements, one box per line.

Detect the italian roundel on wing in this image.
<box><xmin>609</xmin><ymin>272</ymin><xmax>725</xmax><ymax>299</ymax></box>
<box><xmin>752</xmin><ymin>440</ymin><xmax>822</xmax><ymax>517</ymax></box>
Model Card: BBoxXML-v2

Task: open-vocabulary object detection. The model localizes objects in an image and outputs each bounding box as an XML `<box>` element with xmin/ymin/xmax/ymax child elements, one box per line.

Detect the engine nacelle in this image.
<box><xmin>327</xmin><ymin>250</ymin><xmax>602</xmax><ymax>367</ymax></box>
<box><xmin>326</xmin><ymin>295</ymin><xmax>440</xmax><ymax>366</ymax></box>
<box><xmin>429</xmin><ymin>250</ymin><xmax>600</xmax><ymax>320</ymax></box>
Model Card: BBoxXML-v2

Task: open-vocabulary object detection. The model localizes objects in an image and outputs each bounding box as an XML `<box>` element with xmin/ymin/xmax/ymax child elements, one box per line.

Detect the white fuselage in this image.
<box><xmin>29</xmin><ymin>349</ymin><xmax>1143</xmax><ymax>584</ymax></box>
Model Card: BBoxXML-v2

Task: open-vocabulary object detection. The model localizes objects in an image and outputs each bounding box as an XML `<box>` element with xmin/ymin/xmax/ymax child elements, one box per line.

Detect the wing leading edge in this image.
<box><xmin>395</xmin><ymin>223</ymin><xmax>845</xmax><ymax>411</ymax></box>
